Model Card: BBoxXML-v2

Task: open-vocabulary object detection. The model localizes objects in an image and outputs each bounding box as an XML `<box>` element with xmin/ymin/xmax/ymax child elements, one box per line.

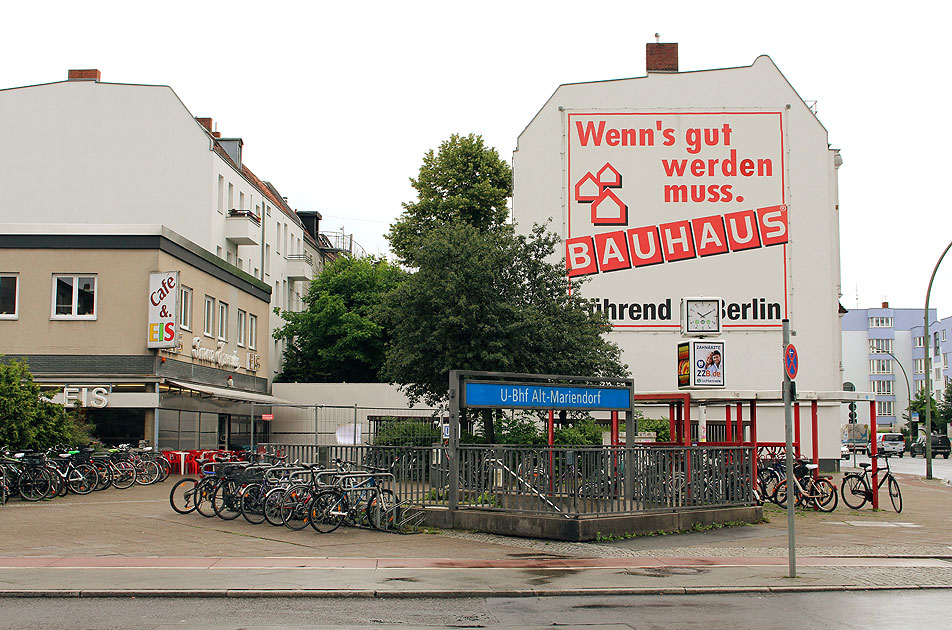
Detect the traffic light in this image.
<box><xmin>848</xmin><ymin>401</ymin><xmax>857</xmax><ymax>423</ymax></box>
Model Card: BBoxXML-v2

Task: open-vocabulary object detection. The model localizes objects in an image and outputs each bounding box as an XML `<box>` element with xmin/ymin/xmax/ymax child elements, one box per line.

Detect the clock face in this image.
<box><xmin>686</xmin><ymin>299</ymin><xmax>720</xmax><ymax>333</ymax></box>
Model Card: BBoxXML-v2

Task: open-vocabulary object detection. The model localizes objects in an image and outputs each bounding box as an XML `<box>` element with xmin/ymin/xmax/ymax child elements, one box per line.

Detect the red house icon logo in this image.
<box><xmin>575</xmin><ymin>162</ymin><xmax>628</xmax><ymax>226</ymax></box>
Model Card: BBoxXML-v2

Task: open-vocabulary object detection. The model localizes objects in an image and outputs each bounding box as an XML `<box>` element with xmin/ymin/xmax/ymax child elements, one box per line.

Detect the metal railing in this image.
<box><xmin>256</xmin><ymin>442</ymin><xmax>755</xmax><ymax>518</ymax></box>
<box><xmin>286</xmin><ymin>252</ymin><xmax>313</xmax><ymax>265</ymax></box>
<box><xmin>226</xmin><ymin>208</ymin><xmax>261</xmax><ymax>226</ymax></box>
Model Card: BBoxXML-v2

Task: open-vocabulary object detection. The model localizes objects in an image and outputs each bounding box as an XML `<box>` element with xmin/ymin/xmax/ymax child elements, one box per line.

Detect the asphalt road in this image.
<box><xmin>0</xmin><ymin>591</ymin><xmax>948</xmax><ymax>629</ymax></box>
<box><xmin>843</xmin><ymin>452</ymin><xmax>952</xmax><ymax>479</ymax></box>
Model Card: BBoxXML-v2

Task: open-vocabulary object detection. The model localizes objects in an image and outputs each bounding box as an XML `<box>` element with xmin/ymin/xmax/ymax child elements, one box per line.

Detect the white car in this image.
<box><xmin>841</xmin><ymin>444</ymin><xmax>850</xmax><ymax>460</ymax></box>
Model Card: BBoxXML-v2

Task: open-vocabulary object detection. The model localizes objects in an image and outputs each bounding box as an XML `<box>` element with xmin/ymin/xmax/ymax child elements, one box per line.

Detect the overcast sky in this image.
<box><xmin>3</xmin><ymin>0</ymin><xmax>950</xmax><ymax>319</ymax></box>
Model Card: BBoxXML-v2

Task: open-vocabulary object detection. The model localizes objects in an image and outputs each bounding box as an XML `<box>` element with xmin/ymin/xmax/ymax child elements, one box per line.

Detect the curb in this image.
<box><xmin>2</xmin><ymin>584</ymin><xmax>951</xmax><ymax>598</ymax></box>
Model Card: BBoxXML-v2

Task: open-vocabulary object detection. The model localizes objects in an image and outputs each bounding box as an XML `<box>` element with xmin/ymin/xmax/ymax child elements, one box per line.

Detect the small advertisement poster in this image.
<box><xmin>678</xmin><ymin>339</ymin><xmax>725</xmax><ymax>389</ymax></box>
<box><xmin>147</xmin><ymin>271</ymin><xmax>179</xmax><ymax>349</ymax></box>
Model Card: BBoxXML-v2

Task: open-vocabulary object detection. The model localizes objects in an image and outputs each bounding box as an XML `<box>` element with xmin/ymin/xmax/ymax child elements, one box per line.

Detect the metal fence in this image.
<box><xmin>256</xmin><ymin>442</ymin><xmax>755</xmax><ymax>518</ymax></box>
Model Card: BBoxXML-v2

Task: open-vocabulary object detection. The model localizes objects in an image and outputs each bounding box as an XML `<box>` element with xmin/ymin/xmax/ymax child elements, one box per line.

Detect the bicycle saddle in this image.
<box><xmin>859</xmin><ymin>462</ymin><xmax>871</xmax><ymax>469</ymax></box>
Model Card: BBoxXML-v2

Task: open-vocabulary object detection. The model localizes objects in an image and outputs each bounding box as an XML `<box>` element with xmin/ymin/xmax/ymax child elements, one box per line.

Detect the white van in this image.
<box><xmin>871</xmin><ymin>432</ymin><xmax>905</xmax><ymax>457</ymax></box>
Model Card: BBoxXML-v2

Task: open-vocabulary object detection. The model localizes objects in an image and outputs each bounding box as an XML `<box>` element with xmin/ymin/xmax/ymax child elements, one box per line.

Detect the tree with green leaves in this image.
<box><xmin>272</xmin><ymin>256</ymin><xmax>407</xmax><ymax>382</ymax></box>
<box><xmin>910</xmin><ymin>388</ymin><xmax>943</xmax><ymax>434</ymax></box>
<box><xmin>936</xmin><ymin>381</ymin><xmax>952</xmax><ymax>435</ymax></box>
<box><xmin>387</xmin><ymin>133</ymin><xmax>512</xmax><ymax>266</ymax></box>
<box><xmin>379</xmin><ymin>221</ymin><xmax>627</xmax><ymax>411</ymax></box>
<box><xmin>0</xmin><ymin>358</ymin><xmax>92</xmax><ymax>450</ymax></box>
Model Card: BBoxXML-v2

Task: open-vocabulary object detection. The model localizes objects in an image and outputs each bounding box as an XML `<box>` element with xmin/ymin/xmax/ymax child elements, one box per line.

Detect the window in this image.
<box><xmin>237</xmin><ymin>309</ymin><xmax>246</xmax><ymax>347</ymax></box>
<box><xmin>217</xmin><ymin>175</ymin><xmax>224</xmax><ymax>214</ymax></box>
<box><xmin>180</xmin><ymin>286</ymin><xmax>193</xmax><ymax>331</ymax></box>
<box><xmin>266</xmin><ymin>204</ymin><xmax>271</xmax><ymax>217</ymax></box>
<box><xmin>265</xmin><ymin>244</ymin><xmax>271</xmax><ymax>276</ymax></box>
<box><xmin>935</xmin><ymin>332</ymin><xmax>941</xmax><ymax>356</ymax></box>
<box><xmin>868</xmin><ymin>317</ymin><xmax>893</xmax><ymax>328</ymax></box>
<box><xmin>915</xmin><ymin>336</ymin><xmax>925</xmax><ymax>348</ymax></box>
<box><xmin>239</xmin><ymin>191</ymin><xmax>245</xmax><ymax>210</ymax></box>
<box><xmin>52</xmin><ymin>275</ymin><xmax>96</xmax><ymax>319</ymax></box>
<box><xmin>248</xmin><ymin>314</ymin><xmax>257</xmax><ymax>350</ymax></box>
<box><xmin>914</xmin><ymin>358</ymin><xmax>925</xmax><ymax>374</ymax></box>
<box><xmin>204</xmin><ymin>296</ymin><xmax>215</xmax><ymax>336</ymax></box>
<box><xmin>0</xmin><ymin>274</ymin><xmax>18</xmax><ymax>318</ymax></box>
<box><xmin>876</xmin><ymin>401</ymin><xmax>895</xmax><ymax>417</ymax></box>
<box><xmin>871</xmin><ymin>380</ymin><xmax>893</xmax><ymax>395</ymax></box>
<box><xmin>275</xmin><ymin>224</ymin><xmax>280</xmax><ymax>254</ymax></box>
<box><xmin>227</xmin><ymin>182</ymin><xmax>234</xmax><ymax>210</ymax></box>
<box><xmin>218</xmin><ymin>301</ymin><xmax>229</xmax><ymax>341</ymax></box>
<box><xmin>945</xmin><ymin>353</ymin><xmax>950</xmax><ymax>369</ymax></box>
<box><xmin>868</xmin><ymin>338</ymin><xmax>893</xmax><ymax>354</ymax></box>
<box><xmin>869</xmin><ymin>359</ymin><xmax>892</xmax><ymax>374</ymax></box>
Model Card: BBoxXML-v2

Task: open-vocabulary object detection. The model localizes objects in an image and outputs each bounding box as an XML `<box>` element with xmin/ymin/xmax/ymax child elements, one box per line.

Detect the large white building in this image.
<box><xmin>0</xmin><ymin>69</ymin><xmax>350</xmax><ymax>448</ymax></box>
<box><xmin>512</xmin><ymin>44</ymin><xmax>845</xmax><ymax>463</ymax></box>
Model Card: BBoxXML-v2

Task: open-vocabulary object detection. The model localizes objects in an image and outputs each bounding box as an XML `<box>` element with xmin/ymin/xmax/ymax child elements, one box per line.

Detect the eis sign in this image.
<box><xmin>677</xmin><ymin>339</ymin><xmax>725</xmax><ymax>389</ymax></box>
<box><xmin>147</xmin><ymin>271</ymin><xmax>179</xmax><ymax>349</ymax></box>
<box><xmin>566</xmin><ymin>112</ymin><xmax>787</xmax><ymax>330</ymax></box>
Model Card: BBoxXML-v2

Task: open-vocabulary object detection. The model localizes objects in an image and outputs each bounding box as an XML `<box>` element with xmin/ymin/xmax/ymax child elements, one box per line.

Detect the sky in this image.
<box><xmin>2</xmin><ymin>0</ymin><xmax>950</xmax><ymax>318</ymax></box>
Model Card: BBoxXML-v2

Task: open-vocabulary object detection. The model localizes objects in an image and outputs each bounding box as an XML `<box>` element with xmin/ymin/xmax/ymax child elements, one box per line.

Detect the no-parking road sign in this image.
<box><xmin>784</xmin><ymin>344</ymin><xmax>798</xmax><ymax>380</ymax></box>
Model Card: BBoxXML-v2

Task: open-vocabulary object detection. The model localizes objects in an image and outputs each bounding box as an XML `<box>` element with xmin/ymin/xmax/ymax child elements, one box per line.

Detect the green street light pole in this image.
<box><xmin>923</xmin><ymin>239</ymin><xmax>952</xmax><ymax>480</ymax></box>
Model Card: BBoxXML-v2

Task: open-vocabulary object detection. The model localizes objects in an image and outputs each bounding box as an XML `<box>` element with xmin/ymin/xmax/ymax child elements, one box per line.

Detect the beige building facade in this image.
<box><xmin>0</xmin><ymin>226</ymin><xmax>279</xmax><ymax>449</ymax></box>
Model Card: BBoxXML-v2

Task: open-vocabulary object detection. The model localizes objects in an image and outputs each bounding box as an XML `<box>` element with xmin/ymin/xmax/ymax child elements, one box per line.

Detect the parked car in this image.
<box><xmin>841</xmin><ymin>443</ymin><xmax>851</xmax><ymax>460</ymax></box>
<box><xmin>909</xmin><ymin>435</ymin><xmax>951</xmax><ymax>459</ymax></box>
<box><xmin>871</xmin><ymin>433</ymin><xmax>905</xmax><ymax>457</ymax></box>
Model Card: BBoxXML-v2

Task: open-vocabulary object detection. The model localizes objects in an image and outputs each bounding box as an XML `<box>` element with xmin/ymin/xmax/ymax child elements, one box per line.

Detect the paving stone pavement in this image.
<box><xmin>1</xmin><ymin>467</ymin><xmax>951</xmax><ymax>595</ymax></box>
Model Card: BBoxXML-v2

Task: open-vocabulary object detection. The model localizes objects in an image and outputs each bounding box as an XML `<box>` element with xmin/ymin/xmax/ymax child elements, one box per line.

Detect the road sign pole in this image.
<box><xmin>783</xmin><ymin>319</ymin><xmax>796</xmax><ymax>578</ymax></box>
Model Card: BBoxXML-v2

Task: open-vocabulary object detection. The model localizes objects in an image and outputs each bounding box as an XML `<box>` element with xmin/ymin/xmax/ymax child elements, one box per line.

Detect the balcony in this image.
<box><xmin>286</xmin><ymin>252</ymin><xmax>314</xmax><ymax>282</ymax></box>
<box><xmin>225</xmin><ymin>209</ymin><xmax>261</xmax><ymax>246</ymax></box>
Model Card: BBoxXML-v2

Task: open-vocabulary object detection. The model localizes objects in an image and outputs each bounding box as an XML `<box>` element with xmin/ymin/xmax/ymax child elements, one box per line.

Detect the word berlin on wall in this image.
<box><xmin>564</xmin><ymin>111</ymin><xmax>788</xmax><ymax>328</ymax></box>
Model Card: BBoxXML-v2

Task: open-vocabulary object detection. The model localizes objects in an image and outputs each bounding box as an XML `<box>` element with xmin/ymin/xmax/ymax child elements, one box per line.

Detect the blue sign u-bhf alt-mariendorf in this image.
<box><xmin>463</xmin><ymin>382</ymin><xmax>631</xmax><ymax>410</ymax></box>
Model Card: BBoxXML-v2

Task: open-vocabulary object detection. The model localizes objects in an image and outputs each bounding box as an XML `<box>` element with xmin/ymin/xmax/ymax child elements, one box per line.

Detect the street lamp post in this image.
<box><xmin>923</xmin><ymin>239</ymin><xmax>952</xmax><ymax>480</ymax></box>
<box><xmin>882</xmin><ymin>349</ymin><xmax>911</xmax><ymax>435</ymax></box>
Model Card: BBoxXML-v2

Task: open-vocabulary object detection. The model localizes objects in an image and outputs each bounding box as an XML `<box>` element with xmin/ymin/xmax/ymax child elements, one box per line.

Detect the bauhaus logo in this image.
<box><xmin>575</xmin><ymin>163</ymin><xmax>628</xmax><ymax>226</ymax></box>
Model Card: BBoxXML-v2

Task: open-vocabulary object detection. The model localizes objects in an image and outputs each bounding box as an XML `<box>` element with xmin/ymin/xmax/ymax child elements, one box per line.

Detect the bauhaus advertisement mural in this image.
<box><xmin>565</xmin><ymin>111</ymin><xmax>787</xmax><ymax>329</ymax></box>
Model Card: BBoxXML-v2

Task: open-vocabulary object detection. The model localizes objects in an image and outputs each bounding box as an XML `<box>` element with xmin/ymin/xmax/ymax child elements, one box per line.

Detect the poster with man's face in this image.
<box><xmin>678</xmin><ymin>340</ymin><xmax>725</xmax><ymax>388</ymax></box>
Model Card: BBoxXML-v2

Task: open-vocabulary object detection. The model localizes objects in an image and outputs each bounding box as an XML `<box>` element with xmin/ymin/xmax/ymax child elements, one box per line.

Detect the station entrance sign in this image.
<box><xmin>463</xmin><ymin>381</ymin><xmax>631</xmax><ymax>411</ymax></box>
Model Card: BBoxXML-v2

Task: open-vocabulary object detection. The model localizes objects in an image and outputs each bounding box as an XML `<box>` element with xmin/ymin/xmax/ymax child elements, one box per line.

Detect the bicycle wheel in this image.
<box><xmin>811</xmin><ymin>477</ymin><xmax>838</xmax><ymax>512</ymax></box>
<box><xmin>280</xmin><ymin>484</ymin><xmax>314</xmax><ymax>530</ymax></box>
<box><xmin>67</xmin><ymin>463</ymin><xmax>97</xmax><ymax>495</ymax></box>
<box><xmin>111</xmin><ymin>461</ymin><xmax>137</xmax><ymax>490</ymax></box>
<box><xmin>888</xmin><ymin>476</ymin><xmax>903</xmax><ymax>513</ymax></box>
<box><xmin>169</xmin><ymin>478</ymin><xmax>199</xmax><ymax>514</ymax></box>
<box><xmin>18</xmin><ymin>467</ymin><xmax>51</xmax><ymax>501</ymax></box>
<box><xmin>213</xmin><ymin>481</ymin><xmax>242</xmax><ymax>520</ymax></box>
<box><xmin>240</xmin><ymin>483</ymin><xmax>267</xmax><ymax>524</ymax></box>
<box><xmin>309</xmin><ymin>490</ymin><xmax>344</xmax><ymax>533</ymax></box>
<box><xmin>763</xmin><ymin>471</ymin><xmax>783</xmax><ymax>504</ymax></box>
<box><xmin>91</xmin><ymin>460</ymin><xmax>112</xmax><ymax>490</ymax></box>
<box><xmin>195</xmin><ymin>479</ymin><xmax>220</xmax><ymax>517</ymax></box>
<box><xmin>841</xmin><ymin>474</ymin><xmax>869</xmax><ymax>509</ymax></box>
<box><xmin>367</xmin><ymin>488</ymin><xmax>400</xmax><ymax>531</ymax></box>
<box><xmin>263</xmin><ymin>487</ymin><xmax>287</xmax><ymax>526</ymax></box>
<box><xmin>135</xmin><ymin>460</ymin><xmax>161</xmax><ymax>485</ymax></box>
<box><xmin>155</xmin><ymin>457</ymin><xmax>171</xmax><ymax>482</ymax></box>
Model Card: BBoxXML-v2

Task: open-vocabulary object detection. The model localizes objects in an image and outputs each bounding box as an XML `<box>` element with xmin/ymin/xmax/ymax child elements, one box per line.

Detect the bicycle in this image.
<box><xmin>841</xmin><ymin>453</ymin><xmax>902</xmax><ymax>513</ymax></box>
<box><xmin>774</xmin><ymin>460</ymin><xmax>838</xmax><ymax>512</ymax></box>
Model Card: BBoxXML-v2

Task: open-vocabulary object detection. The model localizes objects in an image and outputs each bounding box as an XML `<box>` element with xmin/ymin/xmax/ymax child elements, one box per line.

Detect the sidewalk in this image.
<box><xmin>2</xmin><ymin>470</ymin><xmax>951</xmax><ymax>597</ymax></box>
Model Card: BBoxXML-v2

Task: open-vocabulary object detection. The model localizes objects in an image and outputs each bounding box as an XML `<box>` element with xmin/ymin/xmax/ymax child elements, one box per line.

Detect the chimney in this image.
<box><xmin>196</xmin><ymin>117</ymin><xmax>213</xmax><ymax>133</ymax></box>
<box><xmin>882</xmin><ymin>301</ymin><xmax>889</xmax><ymax>308</ymax></box>
<box><xmin>646</xmin><ymin>41</ymin><xmax>678</xmax><ymax>73</ymax></box>
<box><xmin>67</xmin><ymin>69</ymin><xmax>101</xmax><ymax>82</ymax></box>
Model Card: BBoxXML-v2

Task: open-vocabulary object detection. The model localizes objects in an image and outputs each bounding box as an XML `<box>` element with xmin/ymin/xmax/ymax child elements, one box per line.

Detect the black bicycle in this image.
<box><xmin>841</xmin><ymin>453</ymin><xmax>902</xmax><ymax>513</ymax></box>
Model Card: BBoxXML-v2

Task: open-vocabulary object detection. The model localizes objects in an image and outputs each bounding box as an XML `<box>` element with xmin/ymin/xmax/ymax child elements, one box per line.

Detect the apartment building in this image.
<box><xmin>841</xmin><ymin>303</ymin><xmax>950</xmax><ymax>432</ymax></box>
<box><xmin>0</xmin><ymin>69</ymin><xmax>344</xmax><ymax>446</ymax></box>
